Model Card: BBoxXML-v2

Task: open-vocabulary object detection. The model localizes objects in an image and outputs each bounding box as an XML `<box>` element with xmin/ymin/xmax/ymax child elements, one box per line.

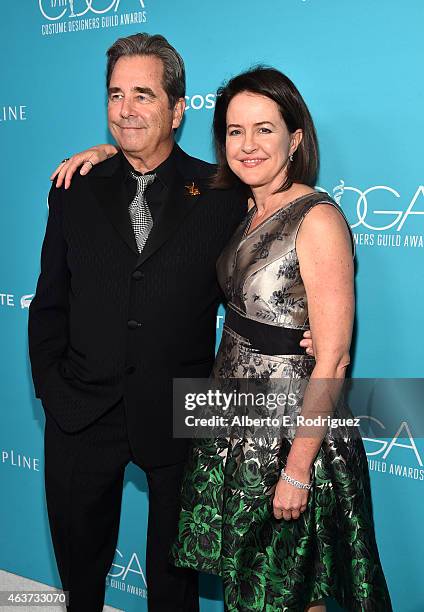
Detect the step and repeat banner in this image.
<box><xmin>1</xmin><ymin>1</ymin><xmax>423</xmax><ymax>611</ymax></box>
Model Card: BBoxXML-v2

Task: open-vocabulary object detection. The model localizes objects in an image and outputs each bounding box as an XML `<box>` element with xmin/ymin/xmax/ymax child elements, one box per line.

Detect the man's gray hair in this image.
<box><xmin>106</xmin><ymin>32</ymin><xmax>186</xmax><ymax>108</ymax></box>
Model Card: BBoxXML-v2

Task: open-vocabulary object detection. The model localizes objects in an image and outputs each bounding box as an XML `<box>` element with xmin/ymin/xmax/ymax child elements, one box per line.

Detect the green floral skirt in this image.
<box><xmin>171</xmin><ymin>431</ymin><xmax>392</xmax><ymax>611</ymax></box>
<box><xmin>171</xmin><ymin>333</ymin><xmax>392</xmax><ymax>611</ymax></box>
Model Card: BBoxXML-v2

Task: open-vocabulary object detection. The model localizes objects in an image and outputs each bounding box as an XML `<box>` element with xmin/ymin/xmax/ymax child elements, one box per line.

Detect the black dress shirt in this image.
<box><xmin>121</xmin><ymin>145</ymin><xmax>178</xmax><ymax>224</ymax></box>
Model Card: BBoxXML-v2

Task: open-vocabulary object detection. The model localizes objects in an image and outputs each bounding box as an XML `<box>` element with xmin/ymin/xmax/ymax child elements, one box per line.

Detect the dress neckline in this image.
<box><xmin>243</xmin><ymin>190</ymin><xmax>323</xmax><ymax>239</ymax></box>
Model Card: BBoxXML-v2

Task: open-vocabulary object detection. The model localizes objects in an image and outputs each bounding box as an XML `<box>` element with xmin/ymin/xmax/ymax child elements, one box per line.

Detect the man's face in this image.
<box><xmin>107</xmin><ymin>55</ymin><xmax>184</xmax><ymax>166</ymax></box>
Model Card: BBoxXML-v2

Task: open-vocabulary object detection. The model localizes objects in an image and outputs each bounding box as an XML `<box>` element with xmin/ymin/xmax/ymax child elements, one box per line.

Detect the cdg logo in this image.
<box><xmin>360</xmin><ymin>416</ymin><xmax>423</xmax><ymax>467</ymax></box>
<box><xmin>39</xmin><ymin>0</ymin><xmax>145</xmax><ymax>21</ymax></box>
<box><xmin>333</xmin><ymin>181</ymin><xmax>424</xmax><ymax>231</ymax></box>
<box><xmin>108</xmin><ymin>548</ymin><xmax>147</xmax><ymax>585</ymax></box>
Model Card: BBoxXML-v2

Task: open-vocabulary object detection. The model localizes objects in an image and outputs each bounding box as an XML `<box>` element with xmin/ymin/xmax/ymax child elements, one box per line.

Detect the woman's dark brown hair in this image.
<box><xmin>212</xmin><ymin>66</ymin><xmax>319</xmax><ymax>192</ymax></box>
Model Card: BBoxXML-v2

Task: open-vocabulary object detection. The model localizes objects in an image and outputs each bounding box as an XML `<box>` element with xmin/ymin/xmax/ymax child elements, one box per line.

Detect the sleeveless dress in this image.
<box><xmin>171</xmin><ymin>192</ymin><xmax>392</xmax><ymax>612</ymax></box>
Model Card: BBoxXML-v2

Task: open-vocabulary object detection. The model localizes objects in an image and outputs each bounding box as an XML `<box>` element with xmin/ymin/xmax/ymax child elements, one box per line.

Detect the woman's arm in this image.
<box><xmin>272</xmin><ymin>203</ymin><xmax>354</xmax><ymax>520</ymax></box>
<box><xmin>50</xmin><ymin>144</ymin><xmax>119</xmax><ymax>189</ymax></box>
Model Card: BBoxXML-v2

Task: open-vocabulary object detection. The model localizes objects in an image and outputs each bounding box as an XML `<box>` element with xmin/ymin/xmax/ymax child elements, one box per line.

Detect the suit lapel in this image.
<box><xmin>135</xmin><ymin>171</ymin><xmax>201</xmax><ymax>267</ymax></box>
<box><xmin>87</xmin><ymin>155</ymin><xmax>139</xmax><ymax>255</ymax></box>
<box><xmin>86</xmin><ymin>147</ymin><xmax>203</xmax><ymax>262</ymax></box>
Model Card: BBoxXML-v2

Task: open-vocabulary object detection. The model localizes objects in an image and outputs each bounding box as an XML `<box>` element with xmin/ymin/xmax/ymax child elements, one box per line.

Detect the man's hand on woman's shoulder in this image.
<box><xmin>50</xmin><ymin>144</ymin><xmax>118</xmax><ymax>190</ymax></box>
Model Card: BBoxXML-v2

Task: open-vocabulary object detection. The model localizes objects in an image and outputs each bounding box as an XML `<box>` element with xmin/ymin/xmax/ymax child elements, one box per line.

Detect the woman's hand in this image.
<box><xmin>272</xmin><ymin>466</ymin><xmax>310</xmax><ymax>521</ymax></box>
<box><xmin>50</xmin><ymin>144</ymin><xmax>119</xmax><ymax>189</ymax></box>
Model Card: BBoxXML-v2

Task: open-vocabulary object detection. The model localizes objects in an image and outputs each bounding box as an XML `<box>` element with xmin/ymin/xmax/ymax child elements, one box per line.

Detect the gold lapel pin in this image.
<box><xmin>185</xmin><ymin>181</ymin><xmax>200</xmax><ymax>196</ymax></box>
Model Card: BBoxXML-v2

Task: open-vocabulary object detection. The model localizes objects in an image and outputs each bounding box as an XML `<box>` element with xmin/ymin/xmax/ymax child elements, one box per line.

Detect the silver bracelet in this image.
<box><xmin>280</xmin><ymin>468</ymin><xmax>311</xmax><ymax>490</ymax></box>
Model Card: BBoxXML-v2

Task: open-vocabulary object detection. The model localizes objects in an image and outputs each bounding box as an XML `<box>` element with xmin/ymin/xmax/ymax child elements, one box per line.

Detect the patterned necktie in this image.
<box><xmin>129</xmin><ymin>171</ymin><xmax>156</xmax><ymax>252</ymax></box>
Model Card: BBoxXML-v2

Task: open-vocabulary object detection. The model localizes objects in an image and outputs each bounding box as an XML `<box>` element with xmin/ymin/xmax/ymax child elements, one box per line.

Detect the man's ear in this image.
<box><xmin>172</xmin><ymin>97</ymin><xmax>186</xmax><ymax>129</ymax></box>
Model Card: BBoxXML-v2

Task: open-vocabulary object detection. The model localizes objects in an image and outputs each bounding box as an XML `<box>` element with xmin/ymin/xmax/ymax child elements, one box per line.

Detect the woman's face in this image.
<box><xmin>225</xmin><ymin>91</ymin><xmax>301</xmax><ymax>189</ymax></box>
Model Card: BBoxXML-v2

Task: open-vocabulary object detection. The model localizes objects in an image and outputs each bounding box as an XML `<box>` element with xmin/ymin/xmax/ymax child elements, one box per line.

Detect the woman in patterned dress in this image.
<box><xmin>171</xmin><ymin>68</ymin><xmax>392</xmax><ymax>612</ymax></box>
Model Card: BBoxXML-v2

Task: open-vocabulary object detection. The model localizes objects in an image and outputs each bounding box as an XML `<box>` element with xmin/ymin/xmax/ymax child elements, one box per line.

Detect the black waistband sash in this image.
<box><xmin>225</xmin><ymin>307</ymin><xmax>306</xmax><ymax>356</ymax></box>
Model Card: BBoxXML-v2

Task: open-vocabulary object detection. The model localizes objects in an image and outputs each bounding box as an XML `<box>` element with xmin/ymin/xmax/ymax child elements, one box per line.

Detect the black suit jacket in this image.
<box><xmin>28</xmin><ymin>145</ymin><xmax>246</xmax><ymax>466</ymax></box>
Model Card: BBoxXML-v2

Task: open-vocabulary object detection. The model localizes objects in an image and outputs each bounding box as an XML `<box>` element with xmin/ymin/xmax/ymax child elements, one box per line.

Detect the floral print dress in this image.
<box><xmin>171</xmin><ymin>192</ymin><xmax>392</xmax><ymax>612</ymax></box>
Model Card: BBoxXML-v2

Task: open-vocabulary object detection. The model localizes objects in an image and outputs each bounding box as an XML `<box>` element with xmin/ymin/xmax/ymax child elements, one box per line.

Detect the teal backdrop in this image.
<box><xmin>1</xmin><ymin>1</ymin><xmax>423</xmax><ymax>610</ymax></box>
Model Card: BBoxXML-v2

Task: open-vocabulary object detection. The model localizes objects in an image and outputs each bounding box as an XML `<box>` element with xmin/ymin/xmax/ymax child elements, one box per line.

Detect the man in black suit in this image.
<box><xmin>29</xmin><ymin>33</ymin><xmax>246</xmax><ymax>611</ymax></box>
